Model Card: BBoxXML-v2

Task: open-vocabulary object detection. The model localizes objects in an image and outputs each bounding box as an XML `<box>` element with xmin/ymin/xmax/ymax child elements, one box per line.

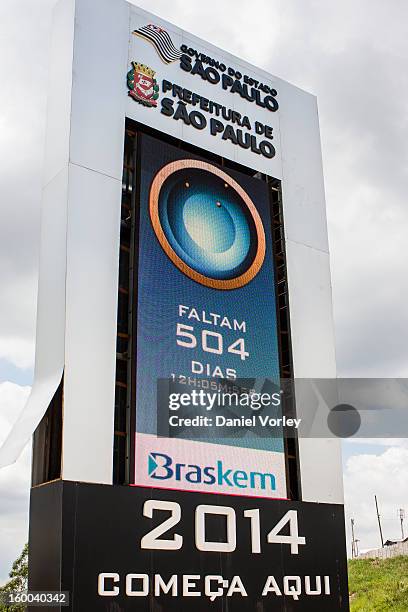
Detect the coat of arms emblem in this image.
<box><xmin>127</xmin><ymin>62</ymin><xmax>159</xmax><ymax>107</ymax></box>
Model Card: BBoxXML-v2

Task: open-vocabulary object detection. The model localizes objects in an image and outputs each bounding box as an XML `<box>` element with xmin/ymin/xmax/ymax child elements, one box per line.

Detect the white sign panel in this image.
<box><xmin>127</xmin><ymin>8</ymin><xmax>283</xmax><ymax>178</ymax></box>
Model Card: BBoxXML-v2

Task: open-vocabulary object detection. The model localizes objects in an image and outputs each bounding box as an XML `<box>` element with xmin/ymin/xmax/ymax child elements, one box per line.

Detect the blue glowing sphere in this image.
<box><xmin>158</xmin><ymin>168</ymin><xmax>258</xmax><ymax>280</ymax></box>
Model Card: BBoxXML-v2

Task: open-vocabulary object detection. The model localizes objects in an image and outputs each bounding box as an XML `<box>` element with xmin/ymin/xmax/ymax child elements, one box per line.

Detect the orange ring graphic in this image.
<box><xmin>149</xmin><ymin>159</ymin><xmax>266</xmax><ymax>290</ymax></box>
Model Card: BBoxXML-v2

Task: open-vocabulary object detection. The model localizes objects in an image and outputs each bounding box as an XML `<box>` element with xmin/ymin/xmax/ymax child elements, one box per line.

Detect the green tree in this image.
<box><xmin>0</xmin><ymin>544</ymin><xmax>28</xmax><ymax>612</ymax></box>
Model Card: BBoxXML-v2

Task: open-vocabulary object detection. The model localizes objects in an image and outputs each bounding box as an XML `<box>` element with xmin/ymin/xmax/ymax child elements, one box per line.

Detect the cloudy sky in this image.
<box><xmin>1</xmin><ymin>0</ymin><xmax>408</xmax><ymax>584</ymax></box>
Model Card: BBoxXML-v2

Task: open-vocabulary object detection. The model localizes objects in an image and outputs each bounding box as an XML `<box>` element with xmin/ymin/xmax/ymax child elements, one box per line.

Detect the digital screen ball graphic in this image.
<box><xmin>161</xmin><ymin>171</ymin><xmax>252</xmax><ymax>276</ymax></box>
<box><xmin>149</xmin><ymin>160</ymin><xmax>266</xmax><ymax>289</ymax></box>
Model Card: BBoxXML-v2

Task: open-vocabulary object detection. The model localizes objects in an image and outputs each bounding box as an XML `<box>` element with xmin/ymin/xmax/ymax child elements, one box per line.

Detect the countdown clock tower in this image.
<box><xmin>0</xmin><ymin>0</ymin><xmax>349</xmax><ymax>609</ymax></box>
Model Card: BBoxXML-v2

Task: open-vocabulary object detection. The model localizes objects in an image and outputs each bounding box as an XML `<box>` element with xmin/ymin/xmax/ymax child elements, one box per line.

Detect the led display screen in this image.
<box><xmin>134</xmin><ymin>133</ymin><xmax>286</xmax><ymax>498</ymax></box>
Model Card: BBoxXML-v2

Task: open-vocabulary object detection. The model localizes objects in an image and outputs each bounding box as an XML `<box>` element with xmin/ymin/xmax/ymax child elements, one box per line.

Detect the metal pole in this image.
<box><xmin>375</xmin><ymin>495</ymin><xmax>384</xmax><ymax>548</ymax></box>
<box><xmin>399</xmin><ymin>509</ymin><xmax>405</xmax><ymax>540</ymax></box>
<box><xmin>351</xmin><ymin>518</ymin><xmax>356</xmax><ymax>558</ymax></box>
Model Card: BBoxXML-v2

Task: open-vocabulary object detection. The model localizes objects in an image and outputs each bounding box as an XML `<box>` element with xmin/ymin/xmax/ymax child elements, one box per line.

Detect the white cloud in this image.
<box><xmin>0</xmin><ymin>382</ymin><xmax>31</xmax><ymax>443</ymax></box>
<box><xmin>0</xmin><ymin>1</ymin><xmax>51</xmax><ymax>378</ymax></box>
<box><xmin>346</xmin><ymin>438</ymin><xmax>408</xmax><ymax>449</ymax></box>
<box><xmin>0</xmin><ymin>338</ymin><xmax>35</xmax><ymax>371</ymax></box>
<box><xmin>0</xmin><ymin>382</ymin><xmax>31</xmax><ymax>585</ymax></box>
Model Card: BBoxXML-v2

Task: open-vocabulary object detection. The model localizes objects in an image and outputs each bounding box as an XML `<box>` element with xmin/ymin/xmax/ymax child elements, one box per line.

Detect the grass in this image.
<box><xmin>349</xmin><ymin>556</ymin><xmax>408</xmax><ymax>611</ymax></box>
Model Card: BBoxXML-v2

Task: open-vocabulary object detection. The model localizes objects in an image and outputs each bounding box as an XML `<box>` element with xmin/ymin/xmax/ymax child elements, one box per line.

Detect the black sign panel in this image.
<box><xmin>29</xmin><ymin>481</ymin><xmax>349</xmax><ymax>611</ymax></box>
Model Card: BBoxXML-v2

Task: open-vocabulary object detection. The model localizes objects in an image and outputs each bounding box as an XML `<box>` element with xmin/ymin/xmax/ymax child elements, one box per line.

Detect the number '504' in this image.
<box><xmin>177</xmin><ymin>324</ymin><xmax>249</xmax><ymax>361</ymax></box>
<box><xmin>141</xmin><ymin>501</ymin><xmax>306</xmax><ymax>554</ymax></box>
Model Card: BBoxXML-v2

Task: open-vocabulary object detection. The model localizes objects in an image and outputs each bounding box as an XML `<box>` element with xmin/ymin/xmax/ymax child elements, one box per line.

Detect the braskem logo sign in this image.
<box><xmin>148</xmin><ymin>452</ymin><xmax>276</xmax><ymax>491</ymax></box>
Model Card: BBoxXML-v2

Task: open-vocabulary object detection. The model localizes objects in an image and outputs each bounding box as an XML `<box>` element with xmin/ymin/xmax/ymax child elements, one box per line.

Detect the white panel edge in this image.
<box><xmin>61</xmin><ymin>163</ymin><xmax>121</xmax><ymax>484</ymax></box>
<box><xmin>0</xmin><ymin>166</ymin><xmax>69</xmax><ymax>467</ymax></box>
<box><xmin>43</xmin><ymin>0</ymin><xmax>75</xmax><ymax>187</ymax></box>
